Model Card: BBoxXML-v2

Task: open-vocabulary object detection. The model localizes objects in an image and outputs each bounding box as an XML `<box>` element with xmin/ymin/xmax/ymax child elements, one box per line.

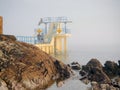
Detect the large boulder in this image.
<box><xmin>0</xmin><ymin>34</ymin><xmax>72</xmax><ymax>90</ymax></box>
<box><xmin>82</xmin><ymin>58</ymin><xmax>103</xmax><ymax>72</ymax></box>
<box><xmin>104</xmin><ymin>61</ymin><xmax>119</xmax><ymax>77</ymax></box>
<box><xmin>81</xmin><ymin>59</ymin><xmax>111</xmax><ymax>84</ymax></box>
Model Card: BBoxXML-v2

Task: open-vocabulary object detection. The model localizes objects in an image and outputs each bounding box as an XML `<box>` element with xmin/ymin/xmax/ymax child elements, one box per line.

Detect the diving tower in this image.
<box><xmin>35</xmin><ymin>17</ymin><xmax>72</xmax><ymax>55</ymax></box>
<box><xmin>16</xmin><ymin>17</ymin><xmax>72</xmax><ymax>55</ymax></box>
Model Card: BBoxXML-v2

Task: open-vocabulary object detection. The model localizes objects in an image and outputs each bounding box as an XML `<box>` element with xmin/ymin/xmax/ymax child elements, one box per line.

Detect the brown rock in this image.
<box><xmin>104</xmin><ymin>61</ymin><xmax>119</xmax><ymax>77</ymax></box>
<box><xmin>82</xmin><ymin>59</ymin><xmax>111</xmax><ymax>84</ymax></box>
<box><xmin>91</xmin><ymin>81</ymin><xmax>100</xmax><ymax>90</ymax></box>
<box><xmin>0</xmin><ymin>34</ymin><xmax>72</xmax><ymax>90</ymax></box>
<box><xmin>82</xmin><ymin>58</ymin><xmax>103</xmax><ymax>72</ymax></box>
<box><xmin>0</xmin><ymin>34</ymin><xmax>16</xmax><ymax>41</ymax></box>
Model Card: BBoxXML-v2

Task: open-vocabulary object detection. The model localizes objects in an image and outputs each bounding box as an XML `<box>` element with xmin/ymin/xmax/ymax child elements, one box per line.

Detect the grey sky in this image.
<box><xmin>0</xmin><ymin>0</ymin><xmax>120</xmax><ymax>54</ymax></box>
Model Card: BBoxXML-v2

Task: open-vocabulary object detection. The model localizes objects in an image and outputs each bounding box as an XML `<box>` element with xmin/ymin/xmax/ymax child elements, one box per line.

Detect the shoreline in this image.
<box><xmin>49</xmin><ymin>59</ymin><xmax>120</xmax><ymax>90</ymax></box>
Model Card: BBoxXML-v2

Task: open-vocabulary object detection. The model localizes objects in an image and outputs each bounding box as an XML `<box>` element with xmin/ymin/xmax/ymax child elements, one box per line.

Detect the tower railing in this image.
<box><xmin>16</xmin><ymin>36</ymin><xmax>36</xmax><ymax>44</ymax></box>
<box><xmin>16</xmin><ymin>28</ymin><xmax>71</xmax><ymax>44</ymax></box>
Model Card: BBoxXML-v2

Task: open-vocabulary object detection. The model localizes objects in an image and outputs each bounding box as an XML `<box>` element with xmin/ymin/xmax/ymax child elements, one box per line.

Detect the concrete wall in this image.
<box><xmin>0</xmin><ymin>16</ymin><xmax>3</xmax><ymax>34</ymax></box>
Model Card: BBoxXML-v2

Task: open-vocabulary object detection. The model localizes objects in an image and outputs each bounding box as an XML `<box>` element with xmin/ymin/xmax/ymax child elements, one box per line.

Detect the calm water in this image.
<box><xmin>48</xmin><ymin>49</ymin><xmax>120</xmax><ymax>90</ymax></box>
<box><xmin>57</xmin><ymin>49</ymin><xmax>120</xmax><ymax>65</ymax></box>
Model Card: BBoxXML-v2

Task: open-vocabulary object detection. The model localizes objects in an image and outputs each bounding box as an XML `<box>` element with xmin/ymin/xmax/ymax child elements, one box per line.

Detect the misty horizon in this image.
<box><xmin>0</xmin><ymin>0</ymin><xmax>120</xmax><ymax>62</ymax></box>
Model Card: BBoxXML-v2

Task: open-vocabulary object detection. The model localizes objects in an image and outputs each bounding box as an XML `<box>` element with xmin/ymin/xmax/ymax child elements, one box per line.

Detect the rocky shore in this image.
<box><xmin>0</xmin><ymin>34</ymin><xmax>73</xmax><ymax>90</ymax></box>
<box><xmin>0</xmin><ymin>34</ymin><xmax>120</xmax><ymax>90</ymax></box>
<box><xmin>69</xmin><ymin>59</ymin><xmax>120</xmax><ymax>90</ymax></box>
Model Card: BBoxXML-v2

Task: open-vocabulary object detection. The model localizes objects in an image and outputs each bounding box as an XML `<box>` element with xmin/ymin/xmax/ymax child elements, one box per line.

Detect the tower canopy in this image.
<box><xmin>38</xmin><ymin>17</ymin><xmax>72</xmax><ymax>25</ymax></box>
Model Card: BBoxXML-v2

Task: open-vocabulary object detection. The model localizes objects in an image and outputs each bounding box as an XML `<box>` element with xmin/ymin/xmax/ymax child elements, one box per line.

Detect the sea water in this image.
<box><xmin>48</xmin><ymin>49</ymin><xmax>120</xmax><ymax>90</ymax></box>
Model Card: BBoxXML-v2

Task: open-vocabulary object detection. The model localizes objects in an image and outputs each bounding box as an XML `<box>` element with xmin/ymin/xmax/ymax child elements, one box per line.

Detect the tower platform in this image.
<box><xmin>16</xmin><ymin>17</ymin><xmax>72</xmax><ymax>55</ymax></box>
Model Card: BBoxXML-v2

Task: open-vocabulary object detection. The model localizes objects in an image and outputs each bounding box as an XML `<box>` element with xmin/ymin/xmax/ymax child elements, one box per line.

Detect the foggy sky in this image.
<box><xmin>0</xmin><ymin>0</ymin><xmax>120</xmax><ymax>54</ymax></box>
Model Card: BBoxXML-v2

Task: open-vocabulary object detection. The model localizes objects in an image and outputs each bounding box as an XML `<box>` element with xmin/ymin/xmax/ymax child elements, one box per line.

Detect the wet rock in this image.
<box><xmin>71</xmin><ymin>65</ymin><xmax>81</xmax><ymax>70</ymax></box>
<box><xmin>109</xmin><ymin>85</ymin><xmax>118</xmax><ymax>90</ymax></box>
<box><xmin>54</xmin><ymin>60</ymin><xmax>71</xmax><ymax>80</ymax></box>
<box><xmin>56</xmin><ymin>81</ymin><xmax>64</xmax><ymax>87</ymax></box>
<box><xmin>82</xmin><ymin>58</ymin><xmax>103</xmax><ymax>72</ymax></box>
<box><xmin>104</xmin><ymin>61</ymin><xmax>119</xmax><ymax>77</ymax></box>
<box><xmin>90</xmin><ymin>82</ymin><xmax>120</xmax><ymax>90</ymax></box>
<box><xmin>118</xmin><ymin>60</ymin><xmax>120</xmax><ymax>68</ymax></box>
<box><xmin>115</xmin><ymin>77</ymin><xmax>120</xmax><ymax>86</ymax></box>
<box><xmin>80</xmin><ymin>59</ymin><xmax>120</xmax><ymax>90</ymax></box>
<box><xmin>100</xmin><ymin>84</ymin><xmax>110</xmax><ymax>90</ymax></box>
<box><xmin>112</xmin><ymin>77</ymin><xmax>120</xmax><ymax>89</ymax></box>
<box><xmin>79</xmin><ymin>70</ymin><xmax>87</xmax><ymax>76</ymax></box>
<box><xmin>71</xmin><ymin>62</ymin><xmax>81</xmax><ymax>70</ymax></box>
<box><xmin>82</xmin><ymin>59</ymin><xmax>111</xmax><ymax>84</ymax></box>
<box><xmin>89</xmin><ymin>67</ymin><xmax>111</xmax><ymax>83</ymax></box>
<box><xmin>79</xmin><ymin>77</ymin><xmax>90</xmax><ymax>84</ymax></box>
<box><xmin>91</xmin><ymin>81</ymin><xmax>100</xmax><ymax>90</ymax></box>
<box><xmin>67</xmin><ymin>64</ymin><xmax>70</xmax><ymax>67</ymax></box>
<box><xmin>71</xmin><ymin>62</ymin><xmax>79</xmax><ymax>65</ymax></box>
<box><xmin>0</xmin><ymin>34</ymin><xmax>72</xmax><ymax>90</ymax></box>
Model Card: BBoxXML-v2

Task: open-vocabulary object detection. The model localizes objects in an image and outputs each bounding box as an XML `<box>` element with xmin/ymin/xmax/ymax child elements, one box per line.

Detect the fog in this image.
<box><xmin>0</xmin><ymin>0</ymin><xmax>120</xmax><ymax>61</ymax></box>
